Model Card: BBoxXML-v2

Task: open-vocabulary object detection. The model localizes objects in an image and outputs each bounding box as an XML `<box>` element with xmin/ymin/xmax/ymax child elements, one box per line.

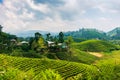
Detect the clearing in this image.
<box><xmin>89</xmin><ymin>52</ymin><xmax>103</xmax><ymax>57</ymax></box>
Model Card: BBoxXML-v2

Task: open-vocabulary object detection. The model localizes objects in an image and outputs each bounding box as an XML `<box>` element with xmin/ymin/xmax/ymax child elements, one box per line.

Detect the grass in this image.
<box><xmin>46</xmin><ymin>48</ymin><xmax>98</xmax><ymax>64</ymax></box>
<box><xmin>56</xmin><ymin>49</ymin><xmax>98</xmax><ymax>64</ymax></box>
<box><xmin>1</xmin><ymin>50</ymin><xmax>120</xmax><ymax>80</ymax></box>
<box><xmin>0</xmin><ymin>54</ymin><xmax>92</xmax><ymax>79</ymax></box>
<box><xmin>72</xmin><ymin>39</ymin><xmax>119</xmax><ymax>52</ymax></box>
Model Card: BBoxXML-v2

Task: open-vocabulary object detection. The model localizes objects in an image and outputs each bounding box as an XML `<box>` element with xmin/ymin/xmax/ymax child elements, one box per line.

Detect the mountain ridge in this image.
<box><xmin>15</xmin><ymin>27</ymin><xmax>120</xmax><ymax>40</ymax></box>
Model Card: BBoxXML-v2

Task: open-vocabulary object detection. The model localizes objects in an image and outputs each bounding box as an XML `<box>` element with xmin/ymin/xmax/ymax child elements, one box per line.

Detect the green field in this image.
<box><xmin>1</xmin><ymin>50</ymin><xmax>120</xmax><ymax>80</ymax></box>
<box><xmin>72</xmin><ymin>40</ymin><xmax>119</xmax><ymax>52</ymax></box>
<box><xmin>47</xmin><ymin>49</ymin><xmax>98</xmax><ymax>64</ymax></box>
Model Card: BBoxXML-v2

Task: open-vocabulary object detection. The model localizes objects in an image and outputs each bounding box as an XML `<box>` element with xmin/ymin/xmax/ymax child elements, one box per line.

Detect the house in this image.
<box><xmin>47</xmin><ymin>41</ymin><xmax>55</xmax><ymax>47</ymax></box>
<box><xmin>47</xmin><ymin>41</ymin><xmax>67</xmax><ymax>49</ymax></box>
<box><xmin>21</xmin><ymin>41</ymin><xmax>29</xmax><ymax>44</ymax></box>
<box><xmin>17</xmin><ymin>41</ymin><xmax>29</xmax><ymax>46</ymax></box>
<box><xmin>10</xmin><ymin>39</ymin><xmax>17</xmax><ymax>44</ymax></box>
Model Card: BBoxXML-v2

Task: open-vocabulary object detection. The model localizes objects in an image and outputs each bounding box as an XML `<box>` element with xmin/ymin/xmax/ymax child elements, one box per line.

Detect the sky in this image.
<box><xmin>0</xmin><ymin>0</ymin><xmax>120</xmax><ymax>34</ymax></box>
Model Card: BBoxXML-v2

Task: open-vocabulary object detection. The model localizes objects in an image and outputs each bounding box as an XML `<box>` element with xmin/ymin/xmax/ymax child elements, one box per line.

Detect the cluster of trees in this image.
<box><xmin>65</xmin><ymin>28</ymin><xmax>108</xmax><ymax>40</ymax></box>
<box><xmin>29</xmin><ymin>32</ymin><xmax>66</xmax><ymax>53</ymax></box>
<box><xmin>0</xmin><ymin>31</ymin><xmax>17</xmax><ymax>53</ymax></box>
<box><xmin>0</xmin><ymin>26</ymin><xmax>74</xmax><ymax>58</ymax></box>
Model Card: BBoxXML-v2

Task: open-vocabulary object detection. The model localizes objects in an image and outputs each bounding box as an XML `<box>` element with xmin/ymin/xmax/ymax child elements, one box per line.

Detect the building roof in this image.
<box><xmin>47</xmin><ymin>41</ymin><xmax>54</xmax><ymax>44</ymax></box>
<box><xmin>21</xmin><ymin>41</ymin><xmax>29</xmax><ymax>44</ymax></box>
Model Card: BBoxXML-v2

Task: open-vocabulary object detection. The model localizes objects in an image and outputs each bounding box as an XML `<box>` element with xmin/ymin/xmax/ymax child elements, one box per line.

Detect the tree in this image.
<box><xmin>66</xmin><ymin>36</ymin><xmax>74</xmax><ymax>45</ymax></box>
<box><xmin>37</xmin><ymin>36</ymin><xmax>46</xmax><ymax>52</ymax></box>
<box><xmin>35</xmin><ymin>32</ymin><xmax>41</xmax><ymax>41</ymax></box>
<box><xmin>31</xmin><ymin>32</ymin><xmax>46</xmax><ymax>52</ymax></box>
<box><xmin>58</xmin><ymin>32</ymin><xmax>64</xmax><ymax>43</ymax></box>
<box><xmin>46</xmin><ymin>33</ymin><xmax>51</xmax><ymax>41</ymax></box>
<box><xmin>65</xmin><ymin>36</ymin><xmax>74</xmax><ymax>53</ymax></box>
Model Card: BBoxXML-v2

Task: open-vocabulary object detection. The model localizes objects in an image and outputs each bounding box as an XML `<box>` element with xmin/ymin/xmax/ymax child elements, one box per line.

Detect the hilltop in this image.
<box><xmin>65</xmin><ymin>28</ymin><xmax>108</xmax><ymax>40</ymax></box>
<box><xmin>13</xmin><ymin>27</ymin><xmax>120</xmax><ymax>40</ymax></box>
<box><xmin>72</xmin><ymin>40</ymin><xmax>119</xmax><ymax>52</ymax></box>
<box><xmin>107</xmin><ymin>27</ymin><xmax>120</xmax><ymax>39</ymax></box>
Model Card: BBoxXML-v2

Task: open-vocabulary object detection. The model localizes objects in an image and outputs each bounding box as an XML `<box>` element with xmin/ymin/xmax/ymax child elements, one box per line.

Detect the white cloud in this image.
<box><xmin>19</xmin><ymin>9</ymin><xmax>35</xmax><ymax>19</ymax></box>
<box><xmin>26</xmin><ymin>0</ymin><xmax>50</xmax><ymax>14</ymax></box>
<box><xmin>0</xmin><ymin>0</ymin><xmax>120</xmax><ymax>34</ymax></box>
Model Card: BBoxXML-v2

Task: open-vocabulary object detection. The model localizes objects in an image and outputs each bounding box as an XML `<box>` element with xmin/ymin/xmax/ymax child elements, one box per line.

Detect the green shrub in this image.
<box><xmin>0</xmin><ymin>67</ymin><xmax>25</xmax><ymax>80</ymax></box>
<box><xmin>34</xmin><ymin>69</ymin><xmax>62</xmax><ymax>80</ymax></box>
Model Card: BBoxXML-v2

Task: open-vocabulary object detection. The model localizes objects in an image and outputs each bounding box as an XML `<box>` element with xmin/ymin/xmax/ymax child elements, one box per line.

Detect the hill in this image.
<box><xmin>72</xmin><ymin>40</ymin><xmax>119</xmax><ymax>52</ymax></box>
<box><xmin>107</xmin><ymin>27</ymin><xmax>120</xmax><ymax>39</ymax></box>
<box><xmin>46</xmin><ymin>49</ymin><xmax>98</xmax><ymax>64</ymax></box>
<box><xmin>1</xmin><ymin>52</ymin><xmax>120</xmax><ymax>80</ymax></box>
<box><xmin>0</xmin><ymin>54</ymin><xmax>97</xmax><ymax>79</ymax></box>
<box><xmin>65</xmin><ymin>28</ymin><xmax>108</xmax><ymax>40</ymax></box>
<box><xmin>15</xmin><ymin>27</ymin><xmax>120</xmax><ymax>40</ymax></box>
<box><xmin>16</xmin><ymin>30</ymin><xmax>57</xmax><ymax>37</ymax></box>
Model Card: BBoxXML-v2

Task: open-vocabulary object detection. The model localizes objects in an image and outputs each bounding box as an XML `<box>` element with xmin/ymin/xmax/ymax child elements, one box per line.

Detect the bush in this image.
<box><xmin>34</xmin><ymin>69</ymin><xmax>62</xmax><ymax>80</ymax></box>
<box><xmin>0</xmin><ymin>67</ymin><xmax>25</xmax><ymax>80</ymax></box>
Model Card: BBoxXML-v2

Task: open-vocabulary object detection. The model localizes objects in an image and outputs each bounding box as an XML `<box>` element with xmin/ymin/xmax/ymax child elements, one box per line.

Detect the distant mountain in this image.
<box><xmin>16</xmin><ymin>27</ymin><xmax>120</xmax><ymax>40</ymax></box>
<box><xmin>16</xmin><ymin>30</ymin><xmax>57</xmax><ymax>37</ymax></box>
<box><xmin>65</xmin><ymin>28</ymin><xmax>109</xmax><ymax>40</ymax></box>
<box><xmin>107</xmin><ymin>27</ymin><xmax>120</xmax><ymax>39</ymax></box>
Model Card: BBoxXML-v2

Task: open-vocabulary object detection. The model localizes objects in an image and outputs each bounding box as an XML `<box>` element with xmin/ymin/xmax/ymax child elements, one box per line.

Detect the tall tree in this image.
<box><xmin>31</xmin><ymin>32</ymin><xmax>46</xmax><ymax>52</ymax></box>
<box><xmin>46</xmin><ymin>33</ymin><xmax>51</xmax><ymax>41</ymax></box>
<box><xmin>35</xmin><ymin>32</ymin><xmax>41</xmax><ymax>41</ymax></box>
<box><xmin>58</xmin><ymin>32</ymin><xmax>64</xmax><ymax>43</ymax></box>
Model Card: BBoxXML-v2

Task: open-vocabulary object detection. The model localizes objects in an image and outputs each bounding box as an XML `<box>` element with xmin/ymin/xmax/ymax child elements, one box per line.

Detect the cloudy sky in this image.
<box><xmin>0</xmin><ymin>0</ymin><xmax>120</xmax><ymax>34</ymax></box>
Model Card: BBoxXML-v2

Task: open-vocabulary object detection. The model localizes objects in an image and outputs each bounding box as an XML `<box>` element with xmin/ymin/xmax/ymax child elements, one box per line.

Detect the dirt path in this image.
<box><xmin>89</xmin><ymin>52</ymin><xmax>103</xmax><ymax>57</ymax></box>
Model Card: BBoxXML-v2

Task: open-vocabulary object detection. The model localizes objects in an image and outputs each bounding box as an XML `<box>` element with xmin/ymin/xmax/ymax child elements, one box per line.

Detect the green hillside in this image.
<box><xmin>65</xmin><ymin>28</ymin><xmax>108</xmax><ymax>40</ymax></box>
<box><xmin>0</xmin><ymin>54</ymin><xmax>97</xmax><ymax>80</ymax></box>
<box><xmin>107</xmin><ymin>27</ymin><xmax>120</xmax><ymax>39</ymax></box>
<box><xmin>1</xmin><ymin>53</ymin><xmax>120</xmax><ymax>80</ymax></box>
<box><xmin>47</xmin><ymin>49</ymin><xmax>98</xmax><ymax>64</ymax></box>
<box><xmin>72</xmin><ymin>40</ymin><xmax>119</xmax><ymax>52</ymax></box>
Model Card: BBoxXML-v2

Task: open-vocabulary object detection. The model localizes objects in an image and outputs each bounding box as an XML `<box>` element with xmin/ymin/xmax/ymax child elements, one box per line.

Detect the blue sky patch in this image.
<box><xmin>34</xmin><ymin>0</ymin><xmax>64</xmax><ymax>6</ymax></box>
<box><xmin>0</xmin><ymin>0</ymin><xmax>3</xmax><ymax>3</ymax></box>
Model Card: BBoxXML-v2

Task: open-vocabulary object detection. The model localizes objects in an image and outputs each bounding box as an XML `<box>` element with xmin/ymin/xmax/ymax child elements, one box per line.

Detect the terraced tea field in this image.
<box><xmin>1</xmin><ymin>52</ymin><xmax>120</xmax><ymax>80</ymax></box>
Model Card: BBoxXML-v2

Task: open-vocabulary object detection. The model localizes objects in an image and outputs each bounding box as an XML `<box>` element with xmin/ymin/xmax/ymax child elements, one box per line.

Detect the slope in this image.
<box><xmin>46</xmin><ymin>49</ymin><xmax>98</xmax><ymax>64</ymax></box>
<box><xmin>72</xmin><ymin>40</ymin><xmax>119</xmax><ymax>52</ymax></box>
<box><xmin>107</xmin><ymin>27</ymin><xmax>120</xmax><ymax>39</ymax></box>
<box><xmin>1</xmin><ymin>53</ymin><xmax>120</xmax><ymax>80</ymax></box>
<box><xmin>0</xmin><ymin>54</ymin><xmax>97</xmax><ymax>79</ymax></box>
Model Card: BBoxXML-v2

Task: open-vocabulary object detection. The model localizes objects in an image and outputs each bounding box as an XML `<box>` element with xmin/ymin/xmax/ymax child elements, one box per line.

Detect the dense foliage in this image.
<box><xmin>0</xmin><ymin>32</ymin><xmax>17</xmax><ymax>53</ymax></box>
<box><xmin>65</xmin><ymin>28</ymin><xmax>109</xmax><ymax>40</ymax></box>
